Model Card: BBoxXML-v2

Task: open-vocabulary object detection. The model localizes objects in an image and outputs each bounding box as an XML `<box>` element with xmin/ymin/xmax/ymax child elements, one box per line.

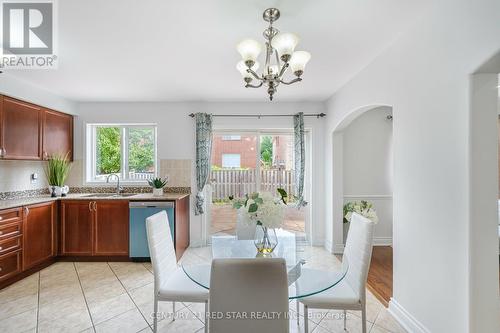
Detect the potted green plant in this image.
<box><xmin>45</xmin><ymin>153</ymin><xmax>71</xmax><ymax>197</ymax></box>
<box><xmin>148</xmin><ymin>177</ymin><xmax>168</xmax><ymax>196</ymax></box>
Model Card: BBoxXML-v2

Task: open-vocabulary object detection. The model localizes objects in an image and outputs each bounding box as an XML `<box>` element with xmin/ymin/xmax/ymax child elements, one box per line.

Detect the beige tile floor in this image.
<box><xmin>0</xmin><ymin>247</ymin><xmax>406</xmax><ymax>333</ymax></box>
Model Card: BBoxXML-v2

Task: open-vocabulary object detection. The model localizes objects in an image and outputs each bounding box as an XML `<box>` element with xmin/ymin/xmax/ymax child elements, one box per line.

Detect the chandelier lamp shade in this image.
<box><xmin>236</xmin><ymin>8</ymin><xmax>311</xmax><ymax>101</ymax></box>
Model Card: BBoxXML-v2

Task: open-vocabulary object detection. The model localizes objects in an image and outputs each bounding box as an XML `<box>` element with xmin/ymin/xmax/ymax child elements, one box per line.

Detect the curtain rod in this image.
<box><xmin>188</xmin><ymin>113</ymin><xmax>326</xmax><ymax>119</ymax></box>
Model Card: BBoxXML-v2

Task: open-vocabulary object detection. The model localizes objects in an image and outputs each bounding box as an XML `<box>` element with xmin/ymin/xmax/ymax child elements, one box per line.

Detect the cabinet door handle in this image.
<box><xmin>0</xmin><ymin>247</ymin><xmax>3</xmax><ymax>251</ymax></box>
<box><xmin>43</xmin><ymin>151</ymin><xmax>48</xmax><ymax>160</ymax></box>
<box><xmin>93</xmin><ymin>202</ymin><xmax>97</xmax><ymax>211</ymax></box>
<box><xmin>88</xmin><ymin>202</ymin><xmax>92</xmax><ymax>212</ymax></box>
<box><xmin>24</xmin><ymin>207</ymin><xmax>29</xmax><ymax>217</ymax></box>
<box><xmin>0</xmin><ymin>231</ymin><xmax>3</xmax><ymax>235</ymax></box>
<box><xmin>0</xmin><ymin>267</ymin><xmax>2</xmax><ymax>272</ymax></box>
<box><xmin>0</xmin><ymin>216</ymin><xmax>3</xmax><ymax>221</ymax></box>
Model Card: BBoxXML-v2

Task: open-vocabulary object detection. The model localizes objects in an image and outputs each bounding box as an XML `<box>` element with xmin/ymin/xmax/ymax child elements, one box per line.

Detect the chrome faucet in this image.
<box><xmin>106</xmin><ymin>174</ymin><xmax>123</xmax><ymax>195</ymax></box>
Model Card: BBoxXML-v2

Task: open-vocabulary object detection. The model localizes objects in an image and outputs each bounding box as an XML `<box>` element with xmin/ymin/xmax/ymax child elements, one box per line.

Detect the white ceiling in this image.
<box><xmin>4</xmin><ymin>0</ymin><xmax>432</xmax><ymax>102</ymax></box>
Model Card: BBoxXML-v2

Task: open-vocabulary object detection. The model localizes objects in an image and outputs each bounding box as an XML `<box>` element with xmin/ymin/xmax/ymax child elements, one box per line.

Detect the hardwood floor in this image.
<box><xmin>367</xmin><ymin>246</ymin><xmax>393</xmax><ymax>307</ymax></box>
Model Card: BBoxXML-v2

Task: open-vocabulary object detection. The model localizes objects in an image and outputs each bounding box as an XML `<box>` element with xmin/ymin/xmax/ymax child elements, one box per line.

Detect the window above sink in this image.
<box><xmin>86</xmin><ymin>124</ymin><xmax>158</xmax><ymax>184</ymax></box>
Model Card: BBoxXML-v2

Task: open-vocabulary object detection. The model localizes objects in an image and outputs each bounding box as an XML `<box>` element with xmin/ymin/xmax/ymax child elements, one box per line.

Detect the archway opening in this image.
<box><xmin>332</xmin><ymin>105</ymin><xmax>394</xmax><ymax>305</ymax></box>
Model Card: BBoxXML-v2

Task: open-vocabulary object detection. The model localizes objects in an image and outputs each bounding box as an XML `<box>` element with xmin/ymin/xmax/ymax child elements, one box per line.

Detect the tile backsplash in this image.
<box><xmin>0</xmin><ymin>158</ymin><xmax>192</xmax><ymax>196</ymax></box>
<box><xmin>0</xmin><ymin>160</ymin><xmax>47</xmax><ymax>192</ymax></box>
<box><xmin>160</xmin><ymin>159</ymin><xmax>192</xmax><ymax>187</ymax></box>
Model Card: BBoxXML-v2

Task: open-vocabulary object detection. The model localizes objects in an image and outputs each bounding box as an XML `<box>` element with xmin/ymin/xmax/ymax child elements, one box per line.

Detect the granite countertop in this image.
<box><xmin>0</xmin><ymin>193</ymin><xmax>190</xmax><ymax>210</ymax></box>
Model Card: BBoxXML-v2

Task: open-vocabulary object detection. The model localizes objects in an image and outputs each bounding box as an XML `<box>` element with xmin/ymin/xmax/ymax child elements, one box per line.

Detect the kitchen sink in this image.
<box><xmin>82</xmin><ymin>193</ymin><xmax>137</xmax><ymax>198</ymax></box>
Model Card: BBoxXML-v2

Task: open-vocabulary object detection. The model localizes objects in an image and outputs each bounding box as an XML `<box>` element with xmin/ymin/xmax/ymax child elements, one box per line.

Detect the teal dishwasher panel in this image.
<box><xmin>129</xmin><ymin>201</ymin><xmax>175</xmax><ymax>259</ymax></box>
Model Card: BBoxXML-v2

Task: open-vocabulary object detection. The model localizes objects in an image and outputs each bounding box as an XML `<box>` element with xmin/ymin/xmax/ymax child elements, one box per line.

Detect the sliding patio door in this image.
<box><xmin>209</xmin><ymin>131</ymin><xmax>307</xmax><ymax>241</ymax></box>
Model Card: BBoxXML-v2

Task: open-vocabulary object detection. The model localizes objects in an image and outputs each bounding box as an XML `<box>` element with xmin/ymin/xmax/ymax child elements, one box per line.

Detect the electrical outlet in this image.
<box><xmin>31</xmin><ymin>173</ymin><xmax>38</xmax><ymax>184</ymax></box>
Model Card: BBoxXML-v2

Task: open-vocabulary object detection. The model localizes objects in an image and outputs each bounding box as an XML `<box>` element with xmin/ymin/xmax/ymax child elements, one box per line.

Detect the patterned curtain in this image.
<box><xmin>195</xmin><ymin>113</ymin><xmax>213</xmax><ymax>215</ymax></box>
<box><xmin>294</xmin><ymin>112</ymin><xmax>308</xmax><ymax>208</ymax></box>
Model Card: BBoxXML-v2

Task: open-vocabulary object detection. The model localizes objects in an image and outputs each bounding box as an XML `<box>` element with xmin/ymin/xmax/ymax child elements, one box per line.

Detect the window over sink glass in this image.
<box><xmin>86</xmin><ymin>124</ymin><xmax>157</xmax><ymax>183</ymax></box>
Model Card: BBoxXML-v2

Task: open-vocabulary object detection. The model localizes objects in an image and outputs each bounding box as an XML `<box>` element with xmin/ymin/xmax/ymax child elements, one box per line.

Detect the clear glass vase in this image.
<box><xmin>254</xmin><ymin>225</ymin><xmax>278</xmax><ymax>254</ymax></box>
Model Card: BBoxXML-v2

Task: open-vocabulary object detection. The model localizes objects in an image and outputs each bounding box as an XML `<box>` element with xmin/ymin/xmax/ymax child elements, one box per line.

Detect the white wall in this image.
<box><xmin>76</xmin><ymin>101</ymin><xmax>326</xmax><ymax>246</ymax></box>
<box><xmin>342</xmin><ymin>107</ymin><xmax>393</xmax><ymax>244</ymax></box>
<box><xmin>323</xmin><ymin>0</ymin><xmax>500</xmax><ymax>332</ymax></box>
<box><xmin>0</xmin><ymin>74</ymin><xmax>76</xmax><ymax>114</ymax></box>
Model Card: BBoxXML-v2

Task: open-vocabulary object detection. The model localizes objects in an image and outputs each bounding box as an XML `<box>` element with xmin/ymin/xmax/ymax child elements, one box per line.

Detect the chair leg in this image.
<box><xmin>204</xmin><ymin>301</ymin><xmax>208</xmax><ymax>333</ymax></box>
<box><xmin>296</xmin><ymin>301</ymin><xmax>300</xmax><ymax>325</ymax></box>
<box><xmin>153</xmin><ymin>295</ymin><xmax>158</xmax><ymax>333</ymax></box>
<box><xmin>172</xmin><ymin>301</ymin><xmax>176</xmax><ymax>321</ymax></box>
<box><xmin>343</xmin><ymin>309</ymin><xmax>347</xmax><ymax>331</ymax></box>
<box><xmin>361</xmin><ymin>305</ymin><xmax>367</xmax><ymax>333</ymax></box>
<box><xmin>304</xmin><ymin>305</ymin><xmax>309</xmax><ymax>332</ymax></box>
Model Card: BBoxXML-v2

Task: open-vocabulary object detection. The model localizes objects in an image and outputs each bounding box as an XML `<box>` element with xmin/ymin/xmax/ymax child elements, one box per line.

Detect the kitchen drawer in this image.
<box><xmin>0</xmin><ymin>250</ymin><xmax>22</xmax><ymax>281</ymax></box>
<box><xmin>0</xmin><ymin>222</ymin><xmax>22</xmax><ymax>240</ymax></box>
<box><xmin>0</xmin><ymin>208</ymin><xmax>23</xmax><ymax>225</ymax></box>
<box><xmin>0</xmin><ymin>235</ymin><xmax>22</xmax><ymax>255</ymax></box>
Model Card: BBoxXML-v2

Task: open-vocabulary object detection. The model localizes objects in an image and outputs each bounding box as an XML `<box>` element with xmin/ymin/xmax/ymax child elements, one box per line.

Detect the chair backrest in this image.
<box><xmin>343</xmin><ymin>212</ymin><xmax>375</xmax><ymax>301</ymax></box>
<box><xmin>209</xmin><ymin>258</ymin><xmax>289</xmax><ymax>333</ymax></box>
<box><xmin>145</xmin><ymin>211</ymin><xmax>177</xmax><ymax>295</ymax></box>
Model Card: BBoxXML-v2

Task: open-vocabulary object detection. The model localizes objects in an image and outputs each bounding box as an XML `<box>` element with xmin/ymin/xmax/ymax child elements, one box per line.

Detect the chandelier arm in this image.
<box><xmin>245</xmin><ymin>82</ymin><xmax>264</xmax><ymax>88</ymax></box>
<box><xmin>247</xmin><ymin>68</ymin><xmax>263</xmax><ymax>81</ymax></box>
<box><xmin>278</xmin><ymin>62</ymin><xmax>289</xmax><ymax>79</ymax></box>
<box><xmin>279</xmin><ymin>77</ymin><xmax>302</xmax><ymax>85</ymax></box>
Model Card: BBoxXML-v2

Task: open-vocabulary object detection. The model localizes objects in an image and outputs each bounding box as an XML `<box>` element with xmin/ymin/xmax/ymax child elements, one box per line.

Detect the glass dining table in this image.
<box><xmin>182</xmin><ymin>230</ymin><xmax>348</xmax><ymax>300</ymax></box>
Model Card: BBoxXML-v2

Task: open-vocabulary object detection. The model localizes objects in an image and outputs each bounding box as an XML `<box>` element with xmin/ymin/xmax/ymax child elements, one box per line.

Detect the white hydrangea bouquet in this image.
<box><xmin>343</xmin><ymin>200</ymin><xmax>379</xmax><ymax>224</ymax></box>
<box><xmin>229</xmin><ymin>189</ymin><xmax>287</xmax><ymax>228</ymax></box>
<box><xmin>229</xmin><ymin>189</ymin><xmax>288</xmax><ymax>253</ymax></box>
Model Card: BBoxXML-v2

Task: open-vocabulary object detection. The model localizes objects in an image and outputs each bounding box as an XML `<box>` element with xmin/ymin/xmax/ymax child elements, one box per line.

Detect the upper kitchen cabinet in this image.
<box><xmin>0</xmin><ymin>95</ymin><xmax>74</xmax><ymax>161</ymax></box>
<box><xmin>43</xmin><ymin>109</ymin><xmax>73</xmax><ymax>160</ymax></box>
<box><xmin>0</xmin><ymin>96</ymin><xmax>43</xmax><ymax>160</ymax></box>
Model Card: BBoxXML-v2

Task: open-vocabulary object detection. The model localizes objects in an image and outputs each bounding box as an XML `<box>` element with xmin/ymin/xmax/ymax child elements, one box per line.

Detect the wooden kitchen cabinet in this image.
<box><xmin>61</xmin><ymin>200</ymin><xmax>129</xmax><ymax>257</ymax></box>
<box><xmin>42</xmin><ymin>109</ymin><xmax>73</xmax><ymax>160</ymax></box>
<box><xmin>94</xmin><ymin>200</ymin><xmax>129</xmax><ymax>255</ymax></box>
<box><xmin>174</xmin><ymin>196</ymin><xmax>190</xmax><ymax>261</ymax></box>
<box><xmin>60</xmin><ymin>201</ymin><xmax>94</xmax><ymax>256</ymax></box>
<box><xmin>23</xmin><ymin>202</ymin><xmax>56</xmax><ymax>270</ymax></box>
<box><xmin>0</xmin><ymin>96</ymin><xmax>42</xmax><ymax>160</ymax></box>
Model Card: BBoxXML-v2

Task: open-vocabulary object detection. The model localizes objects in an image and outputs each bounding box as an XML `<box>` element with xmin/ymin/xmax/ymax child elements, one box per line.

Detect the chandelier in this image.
<box><xmin>236</xmin><ymin>8</ymin><xmax>311</xmax><ymax>101</ymax></box>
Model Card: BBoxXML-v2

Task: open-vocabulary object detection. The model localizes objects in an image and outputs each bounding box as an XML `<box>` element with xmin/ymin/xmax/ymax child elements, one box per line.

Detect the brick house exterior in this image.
<box><xmin>211</xmin><ymin>134</ymin><xmax>293</xmax><ymax>170</ymax></box>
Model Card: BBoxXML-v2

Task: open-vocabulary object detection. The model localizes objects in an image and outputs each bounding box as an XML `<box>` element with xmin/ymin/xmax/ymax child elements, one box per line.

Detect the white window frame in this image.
<box><xmin>222</xmin><ymin>153</ymin><xmax>241</xmax><ymax>168</ymax></box>
<box><xmin>221</xmin><ymin>135</ymin><xmax>241</xmax><ymax>141</ymax></box>
<box><xmin>85</xmin><ymin>123</ymin><xmax>158</xmax><ymax>184</ymax></box>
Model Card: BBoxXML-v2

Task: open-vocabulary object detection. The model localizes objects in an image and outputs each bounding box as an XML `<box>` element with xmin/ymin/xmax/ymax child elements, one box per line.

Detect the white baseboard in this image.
<box><xmin>373</xmin><ymin>237</ymin><xmax>392</xmax><ymax>246</ymax></box>
<box><xmin>333</xmin><ymin>244</ymin><xmax>345</xmax><ymax>254</ymax></box>
<box><xmin>388</xmin><ymin>298</ymin><xmax>430</xmax><ymax>333</ymax></box>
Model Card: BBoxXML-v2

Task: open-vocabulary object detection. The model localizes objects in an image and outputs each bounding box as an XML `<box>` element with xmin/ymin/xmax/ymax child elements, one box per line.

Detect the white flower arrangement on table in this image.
<box><xmin>343</xmin><ymin>200</ymin><xmax>379</xmax><ymax>224</ymax></box>
<box><xmin>229</xmin><ymin>189</ymin><xmax>288</xmax><ymax>228</ymax></box>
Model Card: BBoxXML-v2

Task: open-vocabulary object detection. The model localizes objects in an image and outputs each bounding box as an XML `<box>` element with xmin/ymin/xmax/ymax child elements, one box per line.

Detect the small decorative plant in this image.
<box><xmin>343</xmin><ymin>200</ymin><xmax>378</xmax><ymax>224</ymax></box>
<box><xmin>45</xmin><ymin>153</ymin><xmax>71</xmax><ymax>197</ymax></box>
<box><xmin>229</xmin><ymin>188</ymin><xmax>288</xmax><ymax>253</ymax></box>
<box><xmin>148</xmin><ymin>177</ymin><xmax>168</xmax><ymax>196</ymax></box>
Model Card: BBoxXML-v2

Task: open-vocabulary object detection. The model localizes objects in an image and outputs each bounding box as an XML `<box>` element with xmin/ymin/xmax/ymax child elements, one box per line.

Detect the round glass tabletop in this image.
<box><xmin>181</xmin><ymin>231</ymin><xmax>349</xmax><ymax>299</ymax></box>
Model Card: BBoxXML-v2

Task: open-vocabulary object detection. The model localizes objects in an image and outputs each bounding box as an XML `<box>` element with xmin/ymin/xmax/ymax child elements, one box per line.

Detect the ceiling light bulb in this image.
<box><xmin>271</xmin><ymin>32</ymin><xmax>299</xmax><ymax>61</ymax></box>
<box><xmin>237</xmin><ymin>39</ymin><xmax>262</xmax><ymax>66</ymax></box>
<box><xmin>236</xmin><ymin>60</ymin><xmax>259</xmax><ymax>78</ymax></box>
<box><xmin>289</xmin><ymin>51</ymin><xmax>311</xmax><ymax>76</ymax></box>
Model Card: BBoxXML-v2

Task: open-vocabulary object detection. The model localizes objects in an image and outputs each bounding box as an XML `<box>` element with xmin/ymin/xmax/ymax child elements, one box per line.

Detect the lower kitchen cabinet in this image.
<box><xmin>23</xmin><ymin>202</ymin><xmax>56</xmax><ymax>270</ymax></box>
<box><xmin>60</xmin><ymin>200</ymin><xmax>129</xmax><ymax>256</ymax></box>
<box><xmin>94</xmin><ymin>200</ymin><xmax>129</xmax><ymax>255</ymax></box>
<box><xmin>61</xmin><ymin>200</ymin><xmax>93</xmax><ymax>255</ymax></box>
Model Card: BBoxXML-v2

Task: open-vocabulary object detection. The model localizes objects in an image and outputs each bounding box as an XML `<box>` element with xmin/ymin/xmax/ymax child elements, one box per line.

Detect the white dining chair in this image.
<box><xmin>299</xmin><ymin>212</ymin><xmax>374</xmax><ymax>333</ymax></box>
<box><xmin>209</xmin><ymin>258</ymin><xmax>290</xmax><ymax>333</ymax></box>
<box><xmin>145</xmin><ymin>211</ymin><xmax>209</xmax><ymax>333</ymax></box>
